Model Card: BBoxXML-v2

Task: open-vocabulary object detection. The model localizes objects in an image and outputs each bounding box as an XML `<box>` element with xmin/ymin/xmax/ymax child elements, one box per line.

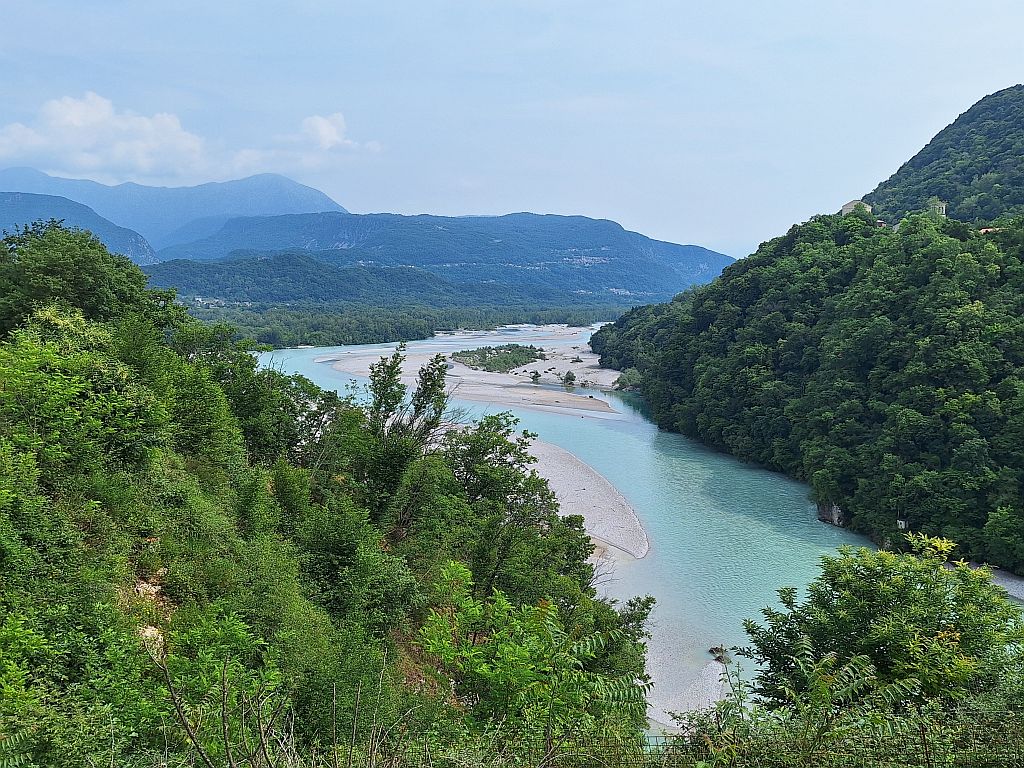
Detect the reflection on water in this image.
<box><xmin>259</xmin><ymin>326</ymin><xmax>868</xmax><ymax>721</ymax></box>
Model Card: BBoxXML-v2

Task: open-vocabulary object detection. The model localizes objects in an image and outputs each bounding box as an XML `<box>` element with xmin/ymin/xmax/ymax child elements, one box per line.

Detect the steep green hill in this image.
<box><xmin>594</xmin><ymin>211</ymin><xmax>1024</xmax><ymax>572</ymax></box>
<box><xmin>865</xmin><ymin>84</ymin><xmax>1024</xmax><ymax>221</ymax></box>
<box><xmin>595</xmin><ymin>87</ymin><xmax>1024</xmax><ymax>572</ymax></box>
<box><xmin>153</xmin><ymin>211</ymin><xmax>732</xmax><ymax>303</ymax></box>
<box><xmin>0</xmin><ymin>167</ymin><xmax>346</xmax><ymax>247</ymax></box>
<box><xmin>0</xmin><ymin>191</ymin><xmax>156</xmax><ymax>263</ymax></box>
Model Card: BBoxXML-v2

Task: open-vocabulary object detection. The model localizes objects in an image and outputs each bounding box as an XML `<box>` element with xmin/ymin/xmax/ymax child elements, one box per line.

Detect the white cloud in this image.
<box><xmin>0</xmin><ymin>93</ymin><xmax>376</xmax><ymax>184</ymax></box>
<box><xmin>301</xmin><ymin>113</ymin><xmax>353</xmax><ymax>150</ymax></box>
<box><xmin>227</xmin><ymin>111</ymin><xmax>380</xmax><ymax>176</ymax></box>
<box><xmin>0</xmin><ymin>92</ymin><xmax>205</xmax><ymax>181</ymax></box>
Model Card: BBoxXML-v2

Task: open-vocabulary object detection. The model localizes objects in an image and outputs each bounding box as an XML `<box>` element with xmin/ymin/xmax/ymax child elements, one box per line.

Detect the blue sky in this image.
<box><xmin>1</xmin><ymin>1</ymin><xmax>1022</xmax><ymax>256</ymax></box>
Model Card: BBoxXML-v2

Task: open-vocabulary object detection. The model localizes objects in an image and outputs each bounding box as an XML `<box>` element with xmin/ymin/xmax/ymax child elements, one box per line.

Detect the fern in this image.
<box><xmin>0</xmin><ymin>731</ymin><xmax>32</xmax><ymax>768</ymax></box>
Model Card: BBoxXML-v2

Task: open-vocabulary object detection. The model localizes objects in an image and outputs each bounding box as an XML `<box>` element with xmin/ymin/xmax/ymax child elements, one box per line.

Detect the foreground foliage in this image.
<box><xmin>0</xmin><ymin>223</ymin><xmax>650</xmax><ymax>766</ymax></box>
<box><xmin>672</xmin><ymin>535</ymin><xmax>1024</xmax><ymax>767</ymax></box>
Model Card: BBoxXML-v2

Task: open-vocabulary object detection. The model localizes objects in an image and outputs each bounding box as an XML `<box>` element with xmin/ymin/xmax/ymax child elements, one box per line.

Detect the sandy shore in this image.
<box><xmin>318</xmin><ymin>326</ymin><xmax>623</xmax><ymax>416</ymax></box>
<box><xmin>662</xmin><ymin>661</ymin><xmax>728</xmax><ymax>720</ymax></box>
<box><xmin>529</xmin><ymin>439</ymin><xmax>649</xmax><ymax>560</ymax></box>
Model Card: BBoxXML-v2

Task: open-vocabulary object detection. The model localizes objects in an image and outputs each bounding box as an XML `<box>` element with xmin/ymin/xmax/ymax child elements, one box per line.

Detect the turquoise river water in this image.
<box><xmin>259</xmin><ymin>325</ymin><xmax>869</xmax><ymax>722</ymax></box>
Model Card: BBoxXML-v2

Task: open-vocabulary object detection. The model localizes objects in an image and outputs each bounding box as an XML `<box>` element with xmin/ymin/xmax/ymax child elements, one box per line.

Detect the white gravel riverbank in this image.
<box><xmin>529</xmin><ymin>438</ymin><xmax>650</xmax><ymax>560</ymax></box>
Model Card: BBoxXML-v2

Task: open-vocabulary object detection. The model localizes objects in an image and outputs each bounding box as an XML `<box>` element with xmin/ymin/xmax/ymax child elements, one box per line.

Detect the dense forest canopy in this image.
<box><xmin>2</xmin><ymin>222</ymin><xmax>1024</xmax><ymax>767</ymax></box>
<box><xmin>865</xmin><ymin>84</ymin><xmax>1024</xmax><ymax>222</ymax></box>
<box><xmin>594</xmin><ymin>210</ymin><xmax>1024</xmax><ymax>572</ymax></box>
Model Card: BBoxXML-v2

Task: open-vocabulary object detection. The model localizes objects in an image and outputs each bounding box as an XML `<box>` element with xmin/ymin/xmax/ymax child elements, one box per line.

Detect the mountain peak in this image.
<box><xmin>0</xmin><ymin>168</ymin><xmax>346</xmax><ymax>247</ymax></box>
<box><xmin>864</xmin><ymin>84</ymin><xmax>1024</xmax><ymax>221</ymax></box>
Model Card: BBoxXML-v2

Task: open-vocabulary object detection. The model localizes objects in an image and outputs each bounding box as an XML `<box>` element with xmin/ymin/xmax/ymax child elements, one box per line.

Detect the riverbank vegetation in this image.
<box><xmin>671</xmin><ymin>534</ymin><xmax>1024</xmax><ymax>767</ymax></box>
<box><xmin>191</xmin><ymin>303</ymin><xmax>618</xmax><ymax>348</ymax></box>
<box><xmin>0</xmin><ymin>222</ymin><xmax>652</xmax><ymax>766</ymax></box>
<box><xmin>594</xmin><ymin>211</ymin><xmax>1024</xmax><ymax>573</ymax></box>
<box><xmin>451</xmin><ymin>344</ymin><xmax>546</xmax><ymax>372</ymax></box>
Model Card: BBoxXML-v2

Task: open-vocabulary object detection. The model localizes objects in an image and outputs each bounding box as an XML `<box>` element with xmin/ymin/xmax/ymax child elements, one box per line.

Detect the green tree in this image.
<box><xmin>443</xmin><ymin>414</ymin><xmax>593</xmax><ymax>606</ymax></box>
<box><xmin>0</xmin><ymin>221</ymin><xmax>180</xmax><ymax>337</ymax></box>
<box><xmin>419</xmin><ymin>562</ymin><xmax>647</xmax><ymax>752</ymax></box>
<box><xmin>357</xmin><ymin>345</ymin><xmax>450</xmax><ymax>521</ymax></box>
<box><xmin>742</xmin><ymin>535</ymin><xmax>1024</xmax><ymax>705</ymax></box>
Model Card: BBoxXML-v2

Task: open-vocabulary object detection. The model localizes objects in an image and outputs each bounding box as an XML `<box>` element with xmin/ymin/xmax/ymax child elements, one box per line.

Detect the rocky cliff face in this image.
<box><xmin>816</xmin><ymin>501</ymin><xmax>848</xmax><ymax>527</ymax></box>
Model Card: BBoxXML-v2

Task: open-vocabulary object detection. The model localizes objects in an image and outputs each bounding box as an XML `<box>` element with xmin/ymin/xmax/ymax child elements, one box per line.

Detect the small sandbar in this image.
<box><xmin>529</xmin><ymin>438</ymin><xmax>650</xmax><ymax>560</ymax></box>
<box><xmin>447</xmin><ymin>371</ymin><xmax>617</xmax><ymax>413</ymax></box>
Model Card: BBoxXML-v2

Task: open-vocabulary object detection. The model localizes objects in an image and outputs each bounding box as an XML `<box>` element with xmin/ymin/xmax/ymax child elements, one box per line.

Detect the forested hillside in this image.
<box><xmin>594</xmin><ymin>211</ymin><xmax>1024</xmax><ymax>572</ymax></box>
<box><xmin>865</xmin><ymin>84</ymin><xmax>1024</xmax><ymax>221</ymax></box>
<box><xmin>152</xmin><ymin>211</ymin><xmax>731</xmax><ymax>303</ymax></box>
<box><xmin>148</xmin><ymin>252</ymin><xmax>473</xmax><ymax>304</ymax></box>
<box><xmin>144</xmin><ymin>251</ymin><xmax>629</xmax><ymax>347</ymax></box>
<box><xmin>145</xmin><ymin>250</ymin><xmax>628</xmax><ymax>307</ymax></box>
<box><xmin>0</xmin><ymin>222</ymin><xmax>653</xmax><ymax>765</ymax></box>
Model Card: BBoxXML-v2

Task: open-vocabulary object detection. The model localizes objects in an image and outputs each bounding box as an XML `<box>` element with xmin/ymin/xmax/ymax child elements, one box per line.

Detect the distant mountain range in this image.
<box><xmin>0</xmin><ymin>166</ymin><xmax>732</xmax><ymax>308</ymax></box>
<box><xmin>0</xmin><ymin>167</ymin><xmax>345</xmax><ymax>248</ymax></box>
<box><xmin>149</xmin><ymin>211</ymin><xmax>731</xmax><ymax>304</ymax></box>
<box><xmin>0</xmin><ymin>192</ymin><xmax>157</xmax><ymax>263</ymax></box>
<box><xmin>865</xmin><ymin>84</ymin><xmax>1024</xmax><ymax>221</ymax></box>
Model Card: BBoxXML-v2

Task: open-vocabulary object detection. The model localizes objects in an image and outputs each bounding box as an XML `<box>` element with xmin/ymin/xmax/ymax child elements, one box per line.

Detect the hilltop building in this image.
<box><xmin>841</xmin><ymin>200</ymin><xmax>872</xmax><ymax>216</ymax></box>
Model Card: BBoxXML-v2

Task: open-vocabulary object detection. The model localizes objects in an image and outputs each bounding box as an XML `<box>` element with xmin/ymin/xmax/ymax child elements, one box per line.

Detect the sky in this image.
<box><xmin>0</xmin><ymin>1</ymin><xmax>1022</xmax><ymax>257</ymax></box>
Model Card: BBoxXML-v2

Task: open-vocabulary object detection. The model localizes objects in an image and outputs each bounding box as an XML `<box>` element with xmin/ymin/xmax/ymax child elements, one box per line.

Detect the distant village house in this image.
<box><xmin>841</xmin><ymin>200</ymin><xmax>872</xmax><ymax>216</ymax></box>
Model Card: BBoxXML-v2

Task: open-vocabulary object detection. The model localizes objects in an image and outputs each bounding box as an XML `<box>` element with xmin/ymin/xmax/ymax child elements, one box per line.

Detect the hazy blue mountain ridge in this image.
<box><xmin>154</xmin><ymin>211</ymin><xmax>732</xmax><ymax>302</ymax></box>
<box><xmin>0</xmin><ymin>167</ymin><xmax>346</xmax><ymax>247</ymax></box>
<box><xmin>0</xmin><ymin>191</ymin><xmax>157</xmax><ymax>263</ymax></box>
<box><xmin>0</xmin><ymin>167</ymin><xmax>732</xmax><ymax>305</ymax></box>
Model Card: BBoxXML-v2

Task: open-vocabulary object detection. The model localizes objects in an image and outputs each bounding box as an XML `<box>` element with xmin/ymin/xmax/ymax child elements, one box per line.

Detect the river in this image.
<box><xmin>259</xmin><ymin>324</ymin><xmax>869</xmax><ymax>724</ymax></box>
